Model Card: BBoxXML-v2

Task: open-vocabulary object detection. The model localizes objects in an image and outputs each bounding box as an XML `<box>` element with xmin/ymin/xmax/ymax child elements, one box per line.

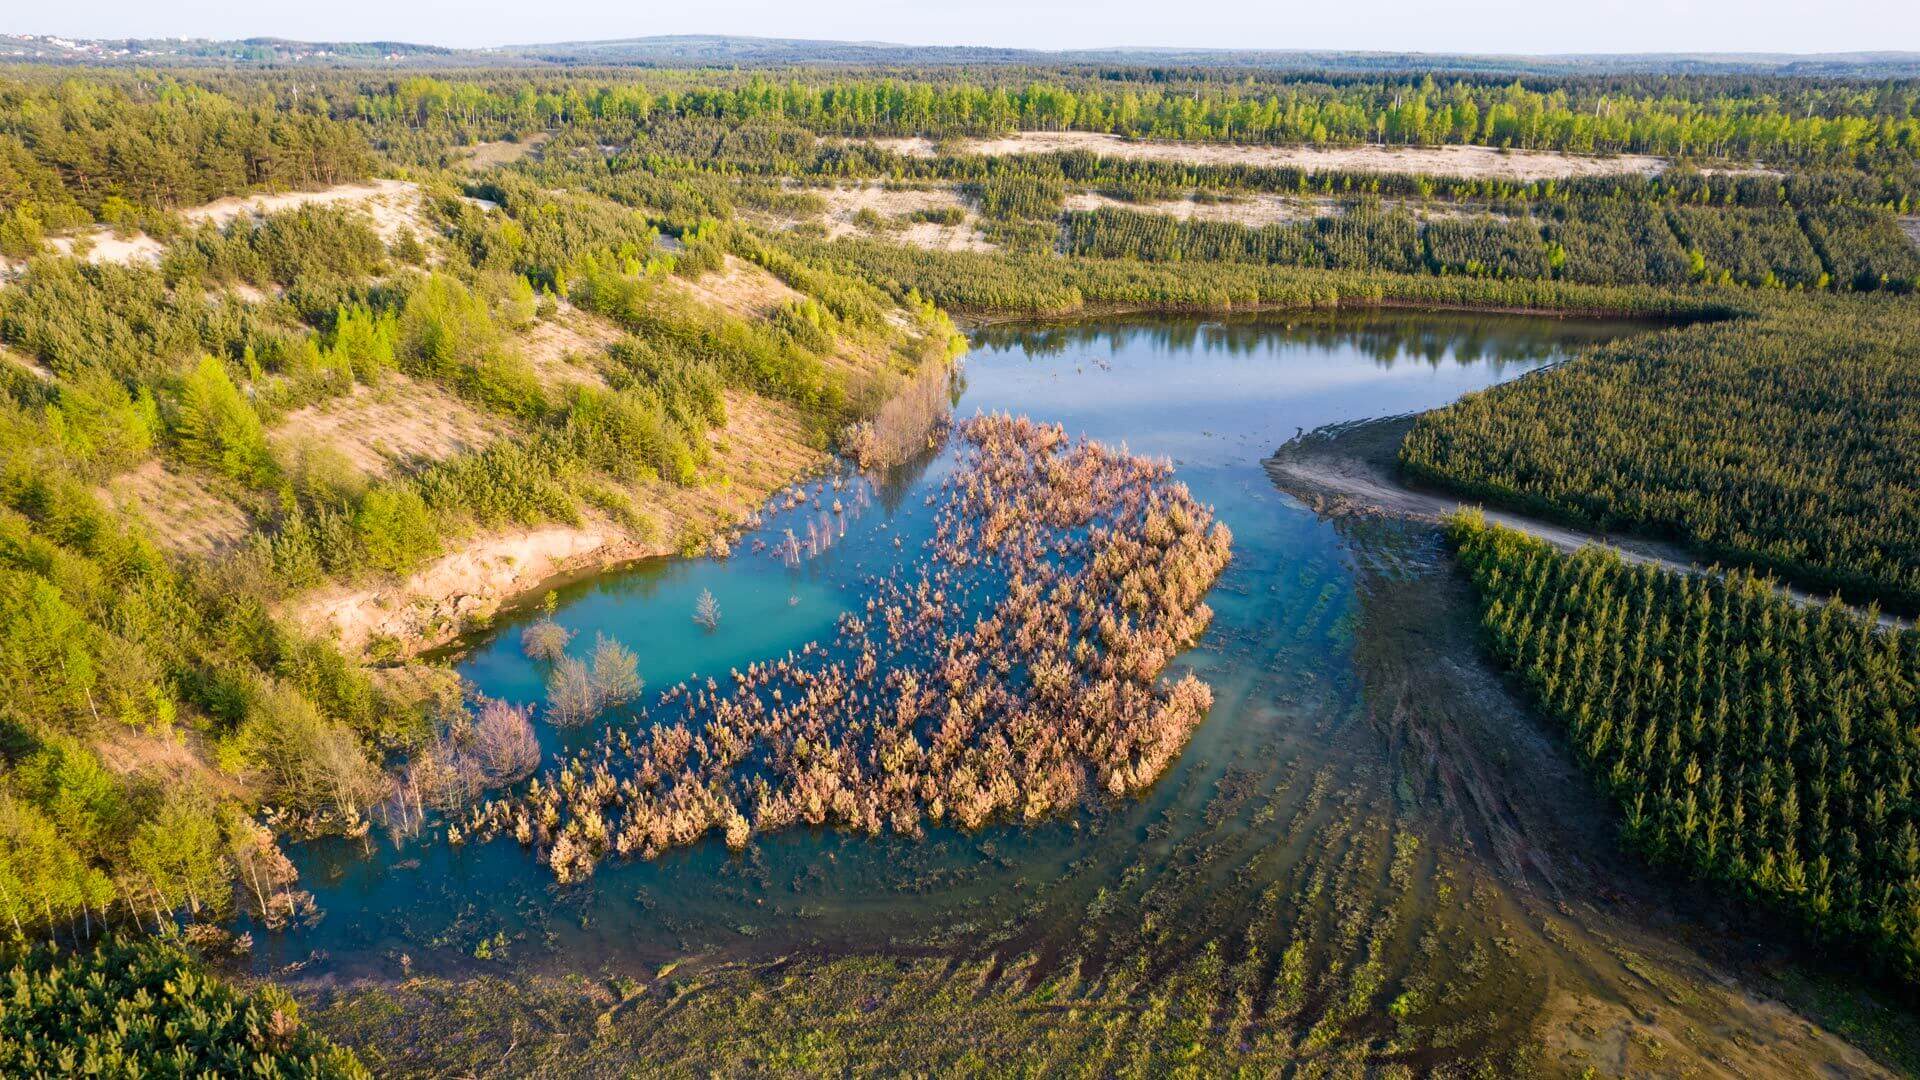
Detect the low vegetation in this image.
<box><xmin>0</xmin><ymin>936</ymin><xmax>367</xmax><ymax>1077</ymax></box>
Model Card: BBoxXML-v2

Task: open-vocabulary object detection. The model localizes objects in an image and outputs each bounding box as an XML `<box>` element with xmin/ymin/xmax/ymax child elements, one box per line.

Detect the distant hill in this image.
<box><xmin>491</xmin><ymin>35</ymin><xmax>1920</xmax><ymax>77</ymax></box>
<box><xmin>0</xmin><ymin>34</ymin><xmax>462</xmax><ymax>65</ymax></box>
<box><xmin>4</xmin><ymin>31</ymin><xmax>1918</xmax><ymax>77</ymax></box>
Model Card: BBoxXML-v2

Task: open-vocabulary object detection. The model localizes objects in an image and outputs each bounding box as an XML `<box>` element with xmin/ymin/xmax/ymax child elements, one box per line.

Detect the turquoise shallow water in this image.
<box><xmin>255</xmin><ymin>310</ymin><xmax>1656</xmax><ymax>979</ymax></box>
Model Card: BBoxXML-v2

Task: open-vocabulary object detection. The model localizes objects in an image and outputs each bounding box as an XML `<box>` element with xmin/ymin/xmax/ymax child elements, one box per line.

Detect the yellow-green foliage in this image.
<box><xmin>171</xmin><ymin>356</ymin><xmax>274</xmax><ymax>485</ymax></box>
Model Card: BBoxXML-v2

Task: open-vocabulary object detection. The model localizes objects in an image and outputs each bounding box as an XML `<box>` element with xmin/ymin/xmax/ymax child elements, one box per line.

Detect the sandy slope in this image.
<box><xmin>179</xmin><ymin>178</ymin><xmax>430</xmax><ymax>243</ymax></box>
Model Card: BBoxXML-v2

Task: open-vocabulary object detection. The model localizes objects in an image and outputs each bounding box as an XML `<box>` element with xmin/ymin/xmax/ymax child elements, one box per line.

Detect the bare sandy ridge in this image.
<box><xmin>674</xmin><ymin>252</ymin><xmax>808</xmax><ymax>317</ymax></box>
<box><xmin>793</xmin><ymin>182</ymin><xmax>993</xmax><ymax>251</ymax></box>
<box><xmin>178</xmin><ymin>178</ymin><xmax>431</xmax><ymax>243</ymax></box>
<box><xmin>31</xmin><ymin>178</ymin><xmax>445</xmax><ymax>272</ymax></box>
<box><xmin>99</xmin><ymin>460</ymin><xmax>255</xmax><ymax>560</ymax></box>
<box><xmin>1063</xmin><ymin>189</ymin><xmax>1324</xmax><ymax>226</ymax></box>
<box><xmin>269</xmin><ymin>373</ymin><xmax>506</xmax><ymax>480</ymax></box>
<box><xmin>459</xmin><ymin>131</ymin><xmax>549</xmax><ymax>170</ymax></box>
<box><xmin>47</xmin><ymin>230</ymin><xmax>166</xmax><ymax>267</ymax></box>
<box><xmin>860</xmin><ymin>132</ymin><xmax>1675</xmax><ymax>181</ymax></box>
<box><xmin>516</xmin><ymin>300</ymin><xmax>620</xmax><ymax>391</ymax></box>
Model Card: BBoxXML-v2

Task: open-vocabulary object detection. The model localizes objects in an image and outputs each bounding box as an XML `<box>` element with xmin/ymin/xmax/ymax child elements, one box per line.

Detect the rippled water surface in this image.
<box><xmin>259</xmin><ymin>310</ymin><xmax>1657</xmax><ymax>978</ymax></box>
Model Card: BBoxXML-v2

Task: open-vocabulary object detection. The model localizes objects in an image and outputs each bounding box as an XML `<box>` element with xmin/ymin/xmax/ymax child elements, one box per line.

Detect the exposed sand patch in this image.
<box><xmin>461</xmin><ymin>131</ymin><xmax>549</xmax><ymax>170</ymax></box>
<box><xmin>1064</xmin><ymin>190</ymin><xmax>1325</xmax><ymax>226</ymax></box>
<box><xmin>1063</xmin><ymin>190</ymin><xmax>1497</xmax><ymax>228</ymax></box>
<box><xmin>674</xmin><ymin>254</ymin><xmax>807</xmax><ymax>319</ymax></box>
<box><xmin>1538</xmin><ymin>985</ymin><xmax>1892</xmax><ymax>1079</ymax></box>
<box><xmin>92</xmin><ymin>725</ymin><xmax>241</xmax><ymax>799</ymax></box>
<box><xmin>286</xmin><ymin>388</ymin><xmax>827</xmax><ymax>657</ymax></box>
<box><xmin>32</xmin><ymin>180</ymin><xmax>436</xmax><ymax>272</ymax></box>
<box><xmin>861</xmin><ymin>132</ymin><xmax>1670</xmax><ymax>181</ymax></box>
<box><xmin>816</xmin><ymin>182</ymin><xmax>966</xmax><ymax>226</ymax></box>
<box><xmin>0</xmin><ymin>344</ymin><xmax>53</xmax><ymax>382</ymax></box>
<box><xmin>896</xmin><ymin>220</ymin><xmax>996</xmax><ymax>251</ymax></box>
<box><xmin>269</xmin><ymin>373</ymin><xmax>503</xmax><ymax>480</ymax></box>
<box><xmin>295</xmin><ymin>524</ymin><xmax>622</xmax><ymax>658</ymax></box>
<box><xmin>101</xmin><ymin>460</ymin><xmax>252</xmax><ymax>559</ymax></box>
<box><xmin>807</xmin><ymin>182</ymin><xmax>994</xmax><ymax>251</ymax></box>
<box><xmin>180</xmin><ymin>178</ymin><xmax>429</xmax><ymax>244</ymax></box>
<box><xmin>47</xmin><ymin>229</ymin><xmax>166</xmax><ymax>267</ymax></box>
<box><xmin>517</xmin><ymin>303</ymin><xmax>620</xmax><ymax>391</ymax></box>
<box><xmin>1900</xmin><ymin>216</ymin><xmax>1920</xmax><ymax>252</ymax></box>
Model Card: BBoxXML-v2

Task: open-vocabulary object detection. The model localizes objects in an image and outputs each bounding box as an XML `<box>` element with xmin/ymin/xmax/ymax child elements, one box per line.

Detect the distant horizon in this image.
<box><xmin>5</xmin><ymin>0</ymin><xmax>1916</xmax><ymax>59</ymax></box>
<box><xmin>8</xmin><ymin>30</ymin><xmax>1920</xmax><ymax>58</ymax></box>
<box><xmin>4</xmin><ymin>30</ymin><xmax>1919</xmax><ymax>74</ymax></box>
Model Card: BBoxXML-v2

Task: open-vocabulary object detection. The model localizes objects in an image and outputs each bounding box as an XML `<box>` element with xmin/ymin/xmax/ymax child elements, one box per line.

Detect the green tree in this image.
<box><xmin>0</xmin><ymin>796</ymin><xmax>113</xmax><ymax>939</ymax></box>
<box><xmin>124</xmin><ymin>792</ymin><xmax>228</xmax><ymax>923</ymax></box>
<box><xmin>171</xmin><ymin>355</ymin><xmax>273</xmax><ymax>485</ymax></box>
<box><xmin>353</xmin><ymin>486</ymin><xmax>440</xmax><ymax>575</ymax></box>
<box><xmin>0</xmin><ymin>569</ymin><xmax>98</xmax><ymax>733</ymax></box>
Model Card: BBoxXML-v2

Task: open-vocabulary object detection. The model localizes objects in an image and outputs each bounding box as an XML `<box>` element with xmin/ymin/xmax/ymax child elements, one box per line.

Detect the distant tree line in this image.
<box><xmin>343</xmin><ymin>72</ymin><xmax>1920</xmax><ymax>165</ymax></box>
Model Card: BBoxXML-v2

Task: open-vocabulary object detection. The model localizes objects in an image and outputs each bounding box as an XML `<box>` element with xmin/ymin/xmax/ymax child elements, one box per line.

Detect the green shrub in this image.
<box><xmin>0</xmin><ymin>937</ymin><xmax>368</xmax><ymax>1077</ymax></box>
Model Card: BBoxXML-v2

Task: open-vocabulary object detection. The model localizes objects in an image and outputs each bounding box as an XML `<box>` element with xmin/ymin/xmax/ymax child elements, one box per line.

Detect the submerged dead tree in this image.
<box><xmin>693</xmin><ymin>589</ymin><xmax>722</xmax><ymax>633</ymax></box>
<box><xmin>470</xmin><ymin>414</ymin><xmax>1232</xmax><ymax>882</ymax></box>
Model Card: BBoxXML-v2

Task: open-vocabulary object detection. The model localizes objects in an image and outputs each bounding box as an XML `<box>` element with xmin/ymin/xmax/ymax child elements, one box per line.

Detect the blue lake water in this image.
<box><xmin>258</xmin><ymin>310</ymin><xmax>1656</xmax><ymax>979</ymax></box>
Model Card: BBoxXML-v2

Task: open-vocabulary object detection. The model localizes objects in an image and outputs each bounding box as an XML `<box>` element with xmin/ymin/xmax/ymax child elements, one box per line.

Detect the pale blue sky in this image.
<box><xmin>9</xmin><ymin>0</ymin><xmax>1915</xmax><ymax>56</ymax></box>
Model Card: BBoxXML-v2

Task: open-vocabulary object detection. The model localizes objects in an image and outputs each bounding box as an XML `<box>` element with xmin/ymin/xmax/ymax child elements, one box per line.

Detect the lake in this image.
<box><xmin>257</xmin><ymin>309</ymin><xmax>1658</xmax><ymax>980</ymax></box>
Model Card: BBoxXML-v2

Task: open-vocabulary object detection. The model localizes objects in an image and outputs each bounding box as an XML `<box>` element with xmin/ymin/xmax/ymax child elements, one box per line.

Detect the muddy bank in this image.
<box><xmin>1266</xmin><ymin>414</ymin><xmax>1695</xmax><ymax>563</ymax></box>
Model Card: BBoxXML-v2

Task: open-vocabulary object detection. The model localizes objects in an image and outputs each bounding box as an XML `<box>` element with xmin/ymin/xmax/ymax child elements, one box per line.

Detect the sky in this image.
<box><xmin>8</xmin><ymin>0</ymin><xmax>1917</xmax><ymax>57</ymax></box>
